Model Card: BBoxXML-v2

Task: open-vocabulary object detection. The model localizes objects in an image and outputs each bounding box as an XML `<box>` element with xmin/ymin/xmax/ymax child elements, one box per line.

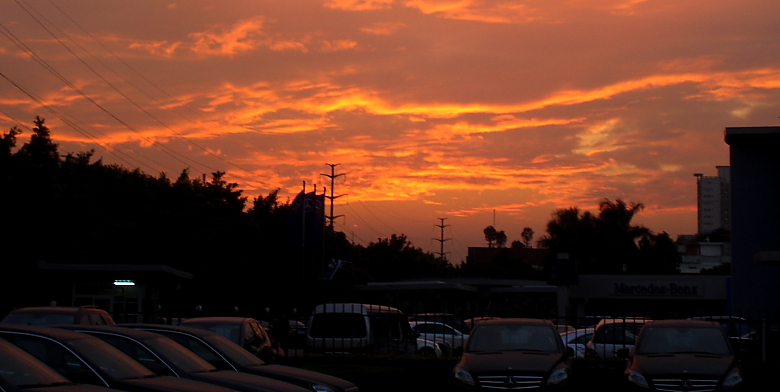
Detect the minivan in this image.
<box><xmin>306</xmin><ymin>303</ymin><xmax>416</xmax><ymax>355</ymax></box>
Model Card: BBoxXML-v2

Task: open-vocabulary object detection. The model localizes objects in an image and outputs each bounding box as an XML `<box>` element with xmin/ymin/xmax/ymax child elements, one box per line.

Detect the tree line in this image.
<box><xmin>2</xmin><ymin>118</ymin><xmax>681</xmax><ymax>313</ymax></box>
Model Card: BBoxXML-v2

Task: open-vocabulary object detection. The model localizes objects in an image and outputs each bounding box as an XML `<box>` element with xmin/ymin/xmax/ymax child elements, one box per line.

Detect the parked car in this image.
<box><xmin>409</xmin><ymin>321</ymin><xmax>469</xmax><ymax>356</ymax></box>
<box><xmin>0</xmin><ymin>337</ymin><xmax>126</xmax><ymax>392</ymax></box>
<box><xmin>57</xmin><ymin>325</ymin><xmax>309</xmax><ymax>392</ymax></box>
<box><xmin>555</xmin><ymin>325</ymin><xmax>575</xmax><ymax>334</ymax></box>
<box><xmin>408</xmin><ymin>313</ymin><xmax>471</xmax><ymax>335</ymax></box>
<box><xmin>120</xmin><ymin>323</ymin><xmax>359</xmax><ymax>392</ymax></box>
<box><xmin>619</xmin><ymin>319</ymin><xmax>742</xmax><ymax>391</ymax></box>
<box><xmin>306</xmin><ymin>303</ymin><xmax>416</xmax><ymax>355</ymax></box>
<box><xmin>182</xmin><ymin>317</ymin><xmax>280</xmax><ymax>362</ymax></box>
<box><xmin>416</xmin><ymin>337</ymin><xmax>448</xmax><ymax>357</ymax></box>
<box><xmin>452</xmin><ymin>318</ymin><xmax>572</xmax><ymax>390</ymax></box>
<box><xmin>1</xmin><ymin>306</ymin><xmax>114</xmax><ymax>326</ymax></box>
<box><xmin>688</xmin><ymin>316</ymin><xmax>759</xmax><ymax>359</ymax></box>
<box><xmin>0</xmin><ymin>325</ymin><xmax>238</xmax><ymax>392</ymax></box>
<box><xmin>560</xmin><ymin>328</ymin><xmax>595</xmax><ymax>358</ymax></box>
<box><xmin>464</xmin><ymin>317</ymin><xmax>500</xmax><ymax>329</ymax></box>
<box><xmin>585</xmin><ymin>317</ymin><xmax>650</xmax><ymax>359</ymax></box>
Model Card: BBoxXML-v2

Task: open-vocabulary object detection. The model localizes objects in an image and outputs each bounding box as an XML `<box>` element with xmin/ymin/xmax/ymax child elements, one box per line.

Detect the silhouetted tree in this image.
<box><xmin>538</xmin><ymin>198</ymin><xmax>674</xmax><ymax>274</ymax></box>
<box><xmin>495</xmin><ymin>230</ymin><xmax>507</xmax><ymax>248</ymax></box>
<box><xmin>484</xmin><ymin>226</ymin><xmax>498</xmax><ymax>247</ymax></box>
<box><xmin>521</xmin><ymin>227</ymin><xmax>534</xmax><ymax>248</ymax></box>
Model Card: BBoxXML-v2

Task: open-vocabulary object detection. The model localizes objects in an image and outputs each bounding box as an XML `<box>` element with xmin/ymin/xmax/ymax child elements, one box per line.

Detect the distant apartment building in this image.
<box><xmin>694</xmin><ymin>166</ymin><xmax>731</xmax><ymax>234</ymax></box>
<box><xmin>678</xmin><ymin>166</ymin><xmax>732</xmax><ymax>273</ymax></box>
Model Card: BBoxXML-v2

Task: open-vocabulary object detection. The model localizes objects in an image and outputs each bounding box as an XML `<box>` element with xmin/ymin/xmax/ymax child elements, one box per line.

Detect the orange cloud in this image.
<box><xmin>319</xmin><ymin>40</ymin><xmax>359</xmax><ymax>52</ymax></box>
<box><xmin>128</xmin><ymin>41</ymin><xmax>181</xmax><ymax>57</ymax></box>
<box><xmin>360</xmin><ymin>22</ymin><xmax>407</xmax><ymax>35</ymax></box>
<box><xmin>189</xmin><ymin>17</ymin><xmax>268</xmax><ymax>56</ymax></box>
<box><xmin>324</xmin><ymin>0</ymin><xmax>394</xmax><ymax>11</ymax></box>
<box><xmin>403</xmin><ymin>0</ymin><xmax>545</xmax><ymax>23</ymax></box>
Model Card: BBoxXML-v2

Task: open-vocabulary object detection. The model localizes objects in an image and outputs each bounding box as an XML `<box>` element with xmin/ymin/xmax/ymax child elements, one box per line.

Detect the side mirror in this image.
<box><xmin>616</xmin><ymin>347</ymin><xmax>631</xmax><ymax>359</ymax></box>
<box><xmin>566</xmin><ymin>346</ymin><xmax>575</xmax><ymax>357</ymax></box>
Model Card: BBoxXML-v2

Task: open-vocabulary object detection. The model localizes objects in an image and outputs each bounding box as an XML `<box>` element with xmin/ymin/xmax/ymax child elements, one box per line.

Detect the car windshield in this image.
<box><xmin>141</xmin><ymin>336</ymin><xmax>219</xmax><ymax>373</ymax></box>
<box><xmin>466</xmin><ymin>325</ymin><xmax>560</xmax><ymax>353</ymax></box>
<box><xmin>64</xmin><ymin>335</ymin><xmax>157</xmax><ymax>380</ymax></box>
<box><xmin>2</xmin><ymin>313</ymin><xmax>76</xmax><ymax>325</ymax></box>
<box><xmin>184</xmin><ymin>323</ymin><xmax>242</xmax><ymax>344</ymax></box>
<box><xmin>635</xmin><ymin>327</ymin><xmax>732</xmax><ymax>355</ymax></box>
<box><xmin>201</xmin><ymin>333</ymin><xmax>265</xmax><ymax>367</ymax></box>
<box><xmin>0</xmin><ymin>342</ymin><xmax>71</xmax><ymax>387</ymax></box>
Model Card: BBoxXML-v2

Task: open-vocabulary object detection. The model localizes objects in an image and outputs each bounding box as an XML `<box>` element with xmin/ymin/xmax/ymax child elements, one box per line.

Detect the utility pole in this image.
<box><xmin>434</xmin><ymin>217</ymin><xmax>451</xmax><ymax>261</ymax></box>
<box><xmin>321</xmin><ymin>163</ymin><xmax>346</xmax><ymax>228</ymax></box>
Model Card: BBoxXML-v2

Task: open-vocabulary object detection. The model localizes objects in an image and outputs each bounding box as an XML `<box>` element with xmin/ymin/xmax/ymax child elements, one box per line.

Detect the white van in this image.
<box><xmin>306</xmin><ymin>303</ymin><xmax>417</xmax><ymax>355</ymax></box>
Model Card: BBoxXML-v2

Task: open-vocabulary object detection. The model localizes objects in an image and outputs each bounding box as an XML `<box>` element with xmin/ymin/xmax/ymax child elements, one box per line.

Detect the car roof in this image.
<box><xmin>595</xmin><ymin>317</ymin><xmax>651</xmax><ymax>327</ymax></box>
<box><xmin>121</xmin><ymin>323</ymin><xmax>223</xmax><ymax>338</ymax></box>
<box><xmin>56</xmin><ymin>324</ymin><xmax>164</xmax><ymax>340</ymax></box>
<box><xmin>474</xmin><ymin>318</ymin><xmax>555</xmax><ymax>327</ymax></box>
<box><xmin>312</xmin><ymin>303</ymin><xmax>404</xmax><ymax>315</ymax></box>
<box><xmin>644</xmin><ymin>319</ymin><xmax>722</xmax><ymax>328</ymax></box>
<box><xmin>182</xmin><ymin>317</ymin><xmax>252</xmax><ymax>325</ymax></box>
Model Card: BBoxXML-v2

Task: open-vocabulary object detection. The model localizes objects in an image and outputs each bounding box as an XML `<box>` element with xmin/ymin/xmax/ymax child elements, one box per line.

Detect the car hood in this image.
<box><xmin>190</xmin><ymin>370</ymin><xmax>311</xmax><ymax>392</ymax></box>
<box><xmin>633</xmin><ymin>354</ymin><xmax>735</xmax><ymax>377</ymax></box>
<box><xmin>243</xmin><ymin>364</ymin><xmax>357</xmax><ymax>391</ymax></box>
<box><xmin>123</xmin><ymin>376</ymin><xmax>239</xmax><ymax>392</ymax></box>
<box><xmin>459</xmin><ymin>351</ymin><xmax>565</xmax><ymax>374</ymax></box>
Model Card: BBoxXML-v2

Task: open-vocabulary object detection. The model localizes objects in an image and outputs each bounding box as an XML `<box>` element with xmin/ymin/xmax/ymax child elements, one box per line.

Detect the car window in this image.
<box><xmin>186</xmin><ymin>323</ymin><xmax>241</xmax><ymax>345</ymax></box>
<box><xmin>2</xmin><ymin>334</ymin><xmax>91</xmax><ymax>376</ymax></box>
<box><xmin>0</xmin><ymin>342</ymin><xmax>71</xmax><ymax>387</ymax></box>
<box><xmin>636</xmin><ymin>327</ymin><xmax>731</xmax><ymax>355</ymax></box>
<box><xmin>309</xmin><ymin>314</ymin><xmax>367</xmax><ymax>338</ymax></box>
<box><xmin>92</xmin><ymin>334</ymin><xmax>174</xmax><ymax>376</ymax></box>
<box><xmin>594</xmin><ymin>324</ymin><xmax>642</xmax><ymax>344</ymax></box>
<box><xmin>567</xmin><ymin>332</ymin><xmax>592</xmax><ymax>345</ymax></box>
<box><xmin>467</xmin><ymin>325</ymin><xmax>559</xmax><ymax>353</ymax></box>
<box><xmin>158</xmin><ymin>332</ymin><xmax>224</xmax><ymax>363</ymax></box>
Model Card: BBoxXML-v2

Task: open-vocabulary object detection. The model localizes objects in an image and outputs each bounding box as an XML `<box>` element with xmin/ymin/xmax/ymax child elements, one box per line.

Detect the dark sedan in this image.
<box><xmin>0</xmin><ymin>337</ymin><xmax>125</xmax><ymax>392</ymax></box>
<box><xmin>619</xmin><ymin>319</ymin><xmax>743</xmax><ymax>391</ymax></box>
<box><xmin>452</xmin><ymin>318</ymin><xmax>571</xmax><ymax>391</ymax></box>
<box><xmin>121</xmin><ymin>324</ymin><xmax>358</xmax><ymax>392</ymax></box>
<box><xmin>0</xmin><ymin>325</ymin><xmax>238</xmax><ymax>392</ymax></box>
<box><xmin>57</xmin><ymin>325</ymin><xmax>310</xmax><ymax>392</ymax></box>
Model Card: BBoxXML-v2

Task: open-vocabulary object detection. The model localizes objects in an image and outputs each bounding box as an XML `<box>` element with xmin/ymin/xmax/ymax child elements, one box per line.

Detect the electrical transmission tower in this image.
<box><xmin>434</xmin><ymin>217</ymin><xmax>451</xmax><ymax>261</ymax></box>
<box><xmin>321</xmin><ymin>163</ymin><xmax>346</xmax><ymax>228</ymax></box>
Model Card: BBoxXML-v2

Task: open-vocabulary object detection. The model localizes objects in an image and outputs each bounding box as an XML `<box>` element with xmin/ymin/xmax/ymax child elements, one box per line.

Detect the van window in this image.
<box><xmin>369</xmin><ymin>315</ymin><xmax>411</xmax><ymax>339</ymax></box>
<box><xmin>309</xmin><ymin>314</ymin><xmax>367</xmax><ymax>338</ymax></box>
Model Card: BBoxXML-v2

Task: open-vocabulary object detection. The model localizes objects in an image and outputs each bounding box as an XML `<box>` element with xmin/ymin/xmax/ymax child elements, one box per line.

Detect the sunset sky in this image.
<box><xmin>2</xmin><ymin>0</ymin><xmax>779</xmax><ymax>264</ymax></box>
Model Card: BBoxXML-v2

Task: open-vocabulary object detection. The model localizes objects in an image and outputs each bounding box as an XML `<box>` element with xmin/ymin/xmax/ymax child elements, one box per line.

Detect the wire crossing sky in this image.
<box><xmin>2</xmin><ymin>0</ymin><xmax>779</xmax><ymax>263</ymax></box>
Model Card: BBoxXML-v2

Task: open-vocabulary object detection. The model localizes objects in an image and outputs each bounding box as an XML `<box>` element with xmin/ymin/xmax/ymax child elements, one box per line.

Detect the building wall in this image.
<box><xmin>725</xmin><ymin>126</ymin><xmax>780</xmax><ymax>315</ymax></box>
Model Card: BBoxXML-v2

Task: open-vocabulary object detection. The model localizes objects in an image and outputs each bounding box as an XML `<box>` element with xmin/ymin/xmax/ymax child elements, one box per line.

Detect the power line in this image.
<box><xmin>12</xmin><ymin>0</ymin><xmax>260</xmax><ymax>181</ymax></box>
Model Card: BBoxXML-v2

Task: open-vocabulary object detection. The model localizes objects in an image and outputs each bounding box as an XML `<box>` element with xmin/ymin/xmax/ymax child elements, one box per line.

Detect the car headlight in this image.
<box><xmin>311</xmin><ymin>385</ymin><xmax>335</xmax><ymax>392</ymax></box>
<box><xmin>723</xmin><ymin>368</ymin><xmax>742</xmax><ymax>389</ymax></box>
<box><xmin>547</xmin><ymin>364</ymin><xmax>568</xmax><ymax>386</ymax></box>
<box><xmin>454</xmin><ymin>367</ymin><xmax>475</xmax><ymax>386</ymax></box>
<box><xmin>627</xmin><ymin>370</ymin><xmax>649</xmax><ymax>389</ymax></box>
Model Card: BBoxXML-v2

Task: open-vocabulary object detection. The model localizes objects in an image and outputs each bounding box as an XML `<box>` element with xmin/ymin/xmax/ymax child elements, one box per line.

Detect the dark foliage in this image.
<box><xmin>537</xmin><ymin>199</ymin><xmax>680</xmax><ymax>274</ymax></box>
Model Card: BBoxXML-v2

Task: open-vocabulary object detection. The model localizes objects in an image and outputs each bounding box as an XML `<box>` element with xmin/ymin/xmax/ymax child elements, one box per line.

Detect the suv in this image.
<box><xmin>619</xmin><ymin>319</ymin><xmax>742</xmax><ymax>391</ymax></box>
<box><xmin>585</xmin><ymin>317</ymin><xmax>650</xmax><ymax>359</ymax></box>
<box><xmin>1</xmin><ymin>306</ymin><xmax>115</xmax><ymax>326</ymax></box>
<box><xmin>306</xmin><ymin>303</ymin><xmax>417</xmax><ymax>355</ymax></box>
